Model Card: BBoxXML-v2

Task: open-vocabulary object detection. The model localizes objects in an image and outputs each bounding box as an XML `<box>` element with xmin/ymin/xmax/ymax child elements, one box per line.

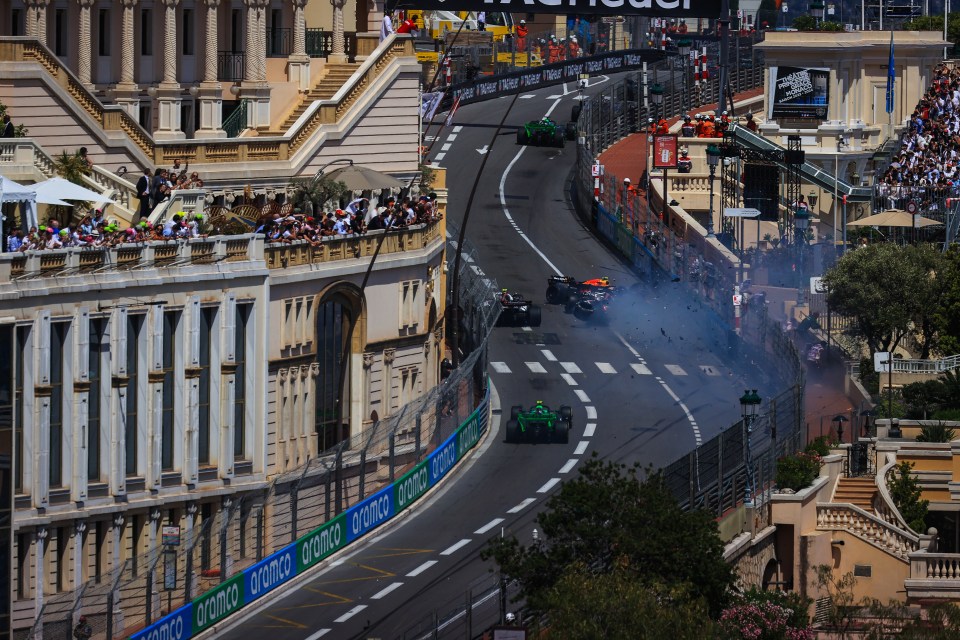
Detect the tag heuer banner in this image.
<box><xmin>769</xmin><ymin>66</ymin><xmax>830</xmax><ymax>119</ymax></box>
<box><xmin>387</xmin><ymin>0</ymin><xmax>720</xmax><ymax>18</ymax></box>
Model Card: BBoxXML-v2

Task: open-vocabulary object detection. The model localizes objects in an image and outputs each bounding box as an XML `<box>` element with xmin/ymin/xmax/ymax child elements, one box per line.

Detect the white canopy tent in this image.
<box><xmin>32</xmin><ymin>177</ymin><xmax>116</xmax><ymax>207</ymax></box>
<box><xmin>0</xmin><ymin>175</ymin><xmax>71</xmax><ymax>246</ymax></box>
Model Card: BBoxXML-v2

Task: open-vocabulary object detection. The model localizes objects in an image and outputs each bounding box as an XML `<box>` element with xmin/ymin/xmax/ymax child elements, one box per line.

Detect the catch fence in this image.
<box><xmin>21</xmin><ymin>234</ymin><xmax>500</xmax><ymax>640</ymax></box>
<box><xmin>571</xmin><ymin>52</ymin><xmax>806</xmax><ymax>520</ymax></box>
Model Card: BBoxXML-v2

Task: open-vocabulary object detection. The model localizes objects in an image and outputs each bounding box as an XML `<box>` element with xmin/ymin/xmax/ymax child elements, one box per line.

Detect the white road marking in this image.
<box><xmin>491</xmin><ymin>361</ymin><xmax>512</xmax><ymax>374</ymax></box>
<box><xmin>453</xmin><ymin>125</ymin><xmax>463</xmax><ymax>132</ymax></box>
<box><xmin>560</xmin><ymin>362</ymin><xmax>582</xmax><ymax>374</ymax></box>
<box><xmin>330</xmin><ymin>559</ymin><xmax>346</xmax><ymax>567</ymax></box>
<box><xmin>519</xmin><ymin>94</ymin><xmax>535</xmax><ymax>99</ymax></box>
<box><xmin>441</xmin><ymin>143</ymin><xmax>452</xmax><ymax>151</ymax></box>
<box><xmin>575</xmin><ymin>389</ymin><xmax>591</xmax><ymax>403</ymax></box>
<box><xmin>508</xmin><ymin>498</ymin><xmax>536</xmax><ymax>513</ymax></box>
<box><xmin>541</xmin><ymin>349</ymin><xmax>557</xmax><ymax>361</ymax></box>
<box><xmin>525</xmin><ymin>362</ymin><xmax>546</xmax><ymax>373</ymax></box>
<box><xmin>435</xmin><ymin>152</ymin><xmax>446</xmax><ymax>161</ymax></box>
<box><xmin>631</xmin><ymin>363</ymin><xmax>652</xmax><ymax>375</ymax></box>
<box><xmin>665</xmin><ymin>364</ymin><xmax>688</xmax><ymax>376</ymax></box>
<box><xmin>475</xmin><ymin>518</ymin><xmax>505</xmax><ymax>535</ymax></box>
<box><xmin>596</xmin><ymin>362</ymin><xmax>617</xmax><ymax>374</ymax></box>
<box><xmin>522</xmin><ymin>326</ymin><xmax>533</xmax><ymax>332</ymax></box>
<box><xmin>574</xmin><ymin>440</ymin><xmax>589</xmax><ymax>454</ymax></box>
<box><xmin>304</xmin><ymin>629</ymin><xmax>331</xmax><ymax>640</ymax></box>
<box><xmin>370</xmin><ymin>582</ymin><xmax>404</xmax><ymax>600</ymax></box>
<box><xmin>699</xmin><ymin>365</ymin><xmax>721</xmax><ymax>376</ymax></box>
<box><xmin>583</xmin><ymin>423</ymin><xmax>596</xmax><ymax>437</ymax></box>
<box><xmin>559</xmin><ymin>458</ymin><xmax>578</xmax><ymax>473</ymax></box>
<box><xmin>546</xmin><ymin>94</ymin><xmax>562</xmax><ymax>99</ymax></box>
<box><xmin>440</xmin><ymin>539</ymin><xmax>472</xmax><ymax>556</ymax></box>
<box><xmin>561</xmin><ymin>373</ymin><xmax>578</xmax><ymax>386</ymax></box>
<box><xmin>585</xmin><ymin>406</ymin><xmax>597</xmax><ymax>420</ymax></box>
<box><xmin>406</xmin><ymin>560</ymin><xmax>438</xmax><ymax>577</ymax></box>
<box><xmin>497</xmin><ymin>98</ymin><xmax>566</xmax><ymax>276</ymax></box>
<box><xmin>334</xmin><ymin>605</ymin><xmax>367</xmax><ymax>623</ymax></box>
<box><xmin>447</xmin><ymin>134</ymin><xmax>458</xmax><ymax>140</ymax></box>
<box><xmin>537</xmin><ymin>478</ymin><xmax>561</xmax><ymax>493</ymax></box>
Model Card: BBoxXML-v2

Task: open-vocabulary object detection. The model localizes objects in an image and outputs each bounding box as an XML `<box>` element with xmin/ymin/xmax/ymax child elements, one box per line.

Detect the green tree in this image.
<box><xmin>887</xmin><ymin>461</ymin><xmax>929</xmax><ymax>533</ymax></box>
<box><xmin>932</xmin><ymin>245</ymin><xmax>960</xmax><ymax>356</ymax></box>
<box><xmin>289</xmin><ymin>175</ymin><xmax>348</xmax><ymax>212</ymax></box>
<box><xmin>903</xmin><ymin>13</ymin><xmax>960</xmax><ymax>51</ymax></box>
<box><xmin>905</xmin><ymin>243</ymin><xmax>949</xmax><ymax>359</ymax></box>
<box><xmin>901</xmin><ymin>379</ymin><xmax>947</xmax><ymax>419</ymax></box>
<box><xmin>540</xmin><ymin>566</ymin><xmax>715</xmax><ymax>639</ymax></box>
<box><xmin>52</xmin><ymin>150</ymin><xmax>91</xmax><ymax>185</ymax></box>
<box><xmin>823</xmin><ymin>243</ymin><xmax>926</xmax><ymax>355</ymax></box>
<box><xmin>483</xmin><ymin>458</ymin><xmax>735</xmax><ymax>618</ymax></box>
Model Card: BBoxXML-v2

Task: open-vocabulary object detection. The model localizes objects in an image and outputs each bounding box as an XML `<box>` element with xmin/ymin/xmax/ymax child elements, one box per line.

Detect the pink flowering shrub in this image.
<box><xmin>719</xmin><ymin>600</ymin><xmax>814</xmax><ymax>640</ymax></box>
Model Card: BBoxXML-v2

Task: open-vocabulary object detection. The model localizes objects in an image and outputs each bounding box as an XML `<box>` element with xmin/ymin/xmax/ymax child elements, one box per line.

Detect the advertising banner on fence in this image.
<box><xmin>653</xmin><ymin>135</ymin><xmax>679</xmax><ymax>169</ymax></box>
<box><xmin>768</xmin><ymin>66</ymin><xmax>829</xmax><ymax>119</ymax></box>
<box><xmin>193</xmin><ymin>574</ymin><xmax>243</xmax><ymax>633</ymax></box>
<box><xmin>451</xmin><ymin>49</ymin><xmax>664</xmax><ymax>107</ymax></box>
<box><xmin>388</xmin><ymin>0</ymin><xmax>721</xmax><ymax>18</ymax></box>
<box><xmin>394</xmin><ymin>461</ymin><xmax>430</xmax><ymax>512</ymax></box>
<box><xmin>346</xmin><ymin>486</ymin><xmax>395</xmax><ymax>542</ymax></box>
<box><xmin>244</xmin><ymin>543</ymin><xmax>298</xmax><ymax>604</ymax></box>
<box><xmin>129</xmin><ymin>605</ymin><xmax>193</xmax><ymax>640</ymax></box>
<box><xmin>297</xmin><ymin>514</ymin><xmax>347</xmax><ymax>573</ymax></box>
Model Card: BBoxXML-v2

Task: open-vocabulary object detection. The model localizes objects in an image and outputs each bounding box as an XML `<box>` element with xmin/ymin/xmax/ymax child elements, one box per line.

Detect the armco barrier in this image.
<box><xmin>129</xmin><ymin>388</ymin><xmax>490</xmax><ymax>640</ymax></box>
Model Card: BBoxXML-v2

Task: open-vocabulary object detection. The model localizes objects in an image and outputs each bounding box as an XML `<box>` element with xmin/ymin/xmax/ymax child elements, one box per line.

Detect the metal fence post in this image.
<box><xmin>185</xmin><ymin>543</ymin><xmax>193</xmax><ymax>602</ymax></box>
<box><xmin>359</xmin><ymin>448</ymin><xmax>367</xmax><ymax>501</ymax></box>
<box><xmin>290</xmin><ymin>486</ymin><xmax>298</xmax><ymax>544</ymax></box>
<box><xmin>256</xmin><ymin>504</ymin><xmax>264</xmax><ymax>562</ymax></box>
<box><xmin>145</xmin><ymin>565</ymin><xmax>154</xmax><ymax>625</ymax></box>
<box><xmin>389</xmin><ymin>431</ymin><xmax>396</xmax><ymax>482</ymax></box>
<box><xmin>335</xmin><ymin>448</ymin><xmax>343</xmax><ymax>514</ymax></box>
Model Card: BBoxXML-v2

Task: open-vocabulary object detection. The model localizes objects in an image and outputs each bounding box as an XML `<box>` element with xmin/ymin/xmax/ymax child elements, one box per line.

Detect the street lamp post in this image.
<box><xmin>706</xmin><ymin>144</ymin><xmax>721</xmax><ymax>238</ymax></box>
<box><xmin>649</xmin><ymin>83</ymin><xmax>664</xmax><ymax>220</ymax></box>
<box><xmin>677</xmin><ymin>39</ymin><xmax>691</xmax><ymax>112</ymax></box>
<box><xmin>811</xmin><ymin>1</ymin><xmax>824</xmax><ymax>28</ymax></box>
<box><xmin>740</xmin><ymin>389</ymin><xmax>762</xmax><ymax>507</ymax></box>
<box><xmin>795</xmin><ymin>207</ymin><xmax>810</xmax><ymax>304</ymax></box>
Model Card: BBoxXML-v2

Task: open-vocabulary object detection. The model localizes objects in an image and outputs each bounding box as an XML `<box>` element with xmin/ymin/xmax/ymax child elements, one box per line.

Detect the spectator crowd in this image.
<box><xmin>877</xmin><ymin>61</ymin><xmax>960</xmax><ymax>211</ymax></box>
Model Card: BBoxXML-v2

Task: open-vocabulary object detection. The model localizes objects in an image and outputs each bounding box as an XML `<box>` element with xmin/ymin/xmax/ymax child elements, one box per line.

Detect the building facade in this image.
<box><xmin>0</xmin><ymin>215</ymin><xmax>446</xmax><ymax>634</ymax></box>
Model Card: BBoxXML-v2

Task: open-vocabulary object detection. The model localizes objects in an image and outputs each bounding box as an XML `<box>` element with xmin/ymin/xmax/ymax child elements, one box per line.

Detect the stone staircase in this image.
<box><xmin>833</xmin><ymin>476</ymin><xmax>878</xmax><ymax>511</ymax></box>
<box><xmin>268</xmin><ymin>63</ymin><xmax>362</xmax><ymax>135</ymax></box>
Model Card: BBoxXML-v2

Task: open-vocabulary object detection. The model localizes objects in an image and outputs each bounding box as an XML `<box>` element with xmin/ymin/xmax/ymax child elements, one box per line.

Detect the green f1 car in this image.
<box><xmin>516</xmin><ymin>117</ymin><xmax>577</xmax><ymax>147</ymax></box>
<box><xmin>505</xmin><ymin>401</ymin><xmax>572</xmax><ymax>444</ymax></box>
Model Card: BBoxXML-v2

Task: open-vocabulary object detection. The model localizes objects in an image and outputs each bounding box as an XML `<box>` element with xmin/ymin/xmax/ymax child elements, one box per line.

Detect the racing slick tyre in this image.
<box><xmin>554</xmin><ymin>421</ymin><xmax>570</xmax><ymax>444</ymax></box>
<box><xmin>505</xmin><ymin>420</ymin><xmax>520</xmax><ymax>443</ymax></box>
<box><xmin>525</xmin><ymin>305</ymin><xmax>542</xmax><ymax>327</ymax></box>
<box><xmin>559</xmin><ymin>405</ymin><xmax>573</xmax><ymax>421</ymax></box>
<box><xmin>571</xmin><ymin>104</ymin><xmax>582</xmax><ymax>122</ymax></box>
<box><xmin>517</xmin><ymin>129</ymin><xmax>529</xmax><ymax>145</ymax></box>
<box><xmin>510</xmin><ymin>405</ymin><xmax>523</xmax><ymax>421</ymax></box>
<box><xmin>554</xmin><ymin>129</ymin><xmax>565</xmax><ymax>147</ymax></box>
<box><xmin>565</xmin><ymin>122</ymin><xmax>577</xmax><ymax>141</ymax></box>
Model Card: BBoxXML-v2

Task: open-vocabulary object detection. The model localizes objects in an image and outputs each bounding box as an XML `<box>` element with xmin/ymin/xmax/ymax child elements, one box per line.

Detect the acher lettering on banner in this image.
<box><xmin>387</xmin><ymin>0</ymin><xmax>719</xmax><ymax>18</ymax></box>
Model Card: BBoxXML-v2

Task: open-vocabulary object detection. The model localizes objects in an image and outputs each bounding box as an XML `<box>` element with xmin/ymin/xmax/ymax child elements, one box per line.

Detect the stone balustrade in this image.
<box><xmin>669</xmin><ymin>173</ymin><xmax>712</xmax><ymax>192</ymax></box>
<box><xmin>88</xmin><ymin>165</ymin><xmax>138</xmax><ymax>212</ymax></box>
<box><xmin>0</xmin><ymin>220</ymin><xmax>443</xmax><ymax>281</ymax></box>
<box><xmin>817</xmin><ymin>503</ymin><xmax>921</xmax><ymax>560</ymax></box>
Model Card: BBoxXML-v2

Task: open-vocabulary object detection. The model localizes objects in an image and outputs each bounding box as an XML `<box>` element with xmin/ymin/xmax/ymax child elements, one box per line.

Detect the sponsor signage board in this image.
<box><xmin>192</xmin><ymin>574</ymin><xmax>243</xmax><ymax>633</ymax></box>
<box><xmin>387</xmin><ymin>0</ymin><xmax>720</xmax><ymax>18</ymax></box>
<box><xmin>451</xmin><ymin>49</ymin><xmax>665</xmax><ymax>106</ymax></box>
<box><xmin>394</xmin><ymin>461</ymin><xmax>430</xmax><ymax>513</ymax></box>
<box><xmin>296</xmin><ymin>514</ymin><xmax>347</xmax><ymax>573</ymax></box>
<box><xmin>346</xmin><ymin>487</ymin><xmax>395</xmax><ymax>542</ymax></box>
<box><xmin>653</xmin><ymin>135</ymin><xmax>679</xmax><ymax>169</ymax></box>
<box><xmin>769</xmin><ymin>66</ymin><xmax>830</xmax><ymax>119</ymax></box>
<box><xmin>456</xmin><ymin>413</ymin><xmax>483</xmax><ymax>460</ymax></box>
<box><xmin>429</xmin><ymin>435</ymin><xmax>459</xmax><ymax>485</ymax></box>
<box><xmin>244</xmin><ymin>544</ymin><xmax>297</xmax><ymax>605</ymax></box>
<box><xmin>129</xmin><ymin>605</ymin><xmax>193</xmax><ymax>640</ymax></box>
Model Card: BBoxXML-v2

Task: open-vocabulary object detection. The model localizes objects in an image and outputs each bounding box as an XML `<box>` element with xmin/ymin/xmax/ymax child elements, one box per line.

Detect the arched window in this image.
<box><xmin>315</xmin><ymin>293</ymin><xmax>355</xmax><ymax>452</ymax></box>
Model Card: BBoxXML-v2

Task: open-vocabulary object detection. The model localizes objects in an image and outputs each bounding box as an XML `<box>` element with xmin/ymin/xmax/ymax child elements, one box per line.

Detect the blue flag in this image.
<box><xmin>886</xmin><ymin>31</ymin><xmax>895</xmax><ymax>114</ymax></box>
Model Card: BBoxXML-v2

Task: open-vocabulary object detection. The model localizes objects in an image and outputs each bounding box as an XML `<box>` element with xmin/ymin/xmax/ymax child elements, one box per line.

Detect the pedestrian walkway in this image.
<box><xmin>598</xmin><ymin>87</ymin><xmax>765</xmax><ymax>185</ymax></box>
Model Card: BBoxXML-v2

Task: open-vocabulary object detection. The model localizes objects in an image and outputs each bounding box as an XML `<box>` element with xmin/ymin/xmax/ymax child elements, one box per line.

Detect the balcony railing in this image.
<box><xmin>267</xmin><ymin>28</ymin><xmax>292</xmax><ymax>57</ymax></box>
<box><xmin>217</xmin><ymin>51</ymin><xmax>245</xmax><ymax>82</ymax></box>
<box><xmin>305</xmin><ymin>29</ymin><xmax>358</xmax><ymax>61</ymax></box>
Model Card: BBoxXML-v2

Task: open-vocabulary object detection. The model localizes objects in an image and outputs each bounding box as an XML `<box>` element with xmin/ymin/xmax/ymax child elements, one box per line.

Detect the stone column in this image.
<box><xmin>196</xmin><ymin>0</ymin><xmax>226</xmax><ymax>137</ymax></box>
<box><xmin>154</xmin><ymin>0</ymin><xmax>185</xmax><ymax>140</ymax></box>
<box><xmin>77</xmin><ymin>0</ymin><xmax>95</xmax><ymax>87</ymax></box>
<box><xmin>73</xmin><ymin>521</ymin><xmax>87</xmax><ymax>591</ymax></box>
<box><xmin>34</xmin><ymin>528</ymin><xmax>47</xmax><ymax>616</ymax></box>
<box><xmin>25</xmin><ymin>0</ymin><xmax>50</xmax><ymax>46</ymax></box>
<box><xmin>239</xmin><ymin>0</ymin><xmax>271</xmax><ymax>129</ymax></box>
<box><xmin>287</xmin><ymin>0</ymin><xmax>311</xmax><ymax>89</ymax></box>
<box><xmin>330</xmin><ymin>0</ymin><xmax>348</xmax><ymax>64</ymax></box>
<box><xmin>114</xmin><ymin>0</ymin><xmax>141</xmax><ymax>117</ymax></box>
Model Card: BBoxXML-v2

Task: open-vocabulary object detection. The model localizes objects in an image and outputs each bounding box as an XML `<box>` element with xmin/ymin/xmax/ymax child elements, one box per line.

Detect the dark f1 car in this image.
<box><xmin>545</xmin><ymin>275</ymin><xmax>624</xmax><ymax>305</ymax></box>
<box><xmin>505</xmin><ymin>401</ymin><xmax>572</xmax><ymax>444</ymax></box>
<box><xmin>494</xmin><ymin>289</ymin><xmax>542</xmax><ymax>327</ymax></box>
<box><xmin>572</xmin><ymin>291</ymin><xmax>612</xmax><ymax>324</ymax></box>
<box><xmin>517</xmin><ymin>117</ymin><xmax>574</xmax><ymax>147</ymax></box>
